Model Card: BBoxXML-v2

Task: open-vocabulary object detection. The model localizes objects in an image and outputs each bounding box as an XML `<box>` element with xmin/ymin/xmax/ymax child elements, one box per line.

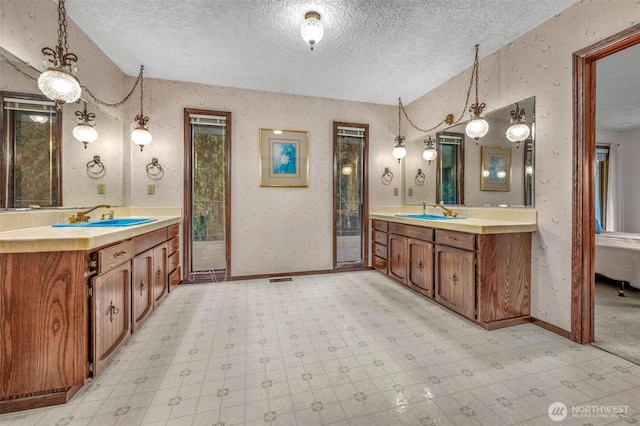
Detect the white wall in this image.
<box><xmin>605</xmin><ymin>128</ymin><xmax>640</xmax><ymax>232</ymax></box>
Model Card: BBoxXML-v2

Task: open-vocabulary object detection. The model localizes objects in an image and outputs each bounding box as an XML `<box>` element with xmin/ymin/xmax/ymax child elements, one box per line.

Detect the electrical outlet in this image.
<box><xmin>394</xmin><ymin>188</ymin><xmax>399</xmax><ymax>196</ymax></box>
<box><xmin>147</xmin><ymin>184</ymin><xmax>155</xmax><ymax>195</ymax></box>
<box><xmin>97</xmin><ymin>183</ymin><xmax>106</xmax><ymax>194</ymax></box>
<box><xmin>408</xmin><ymin>188</ymin><xmax>413</xmax><ymax>196</ymax></box>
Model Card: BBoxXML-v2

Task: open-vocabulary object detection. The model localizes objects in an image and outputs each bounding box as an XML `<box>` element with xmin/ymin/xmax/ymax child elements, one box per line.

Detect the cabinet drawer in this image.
<box><xmin>373</xmin><ymin>243</ymin><xmax>387</xmax><ymax>259</ymax></box>
<box><xmin>372</xmin><ymin>219</ymin><xmax>389</xmax><ymax>232</ymax></box>
<box><xmin>135</xmin><ymin>228</ymin><xmax>168</xmax><ymax>254</ymax></box>
<box><xmin>389</xmin><ymin>222</ymin><xmax>433</xmax><ymax>241</ymax></box>
<box><xmin>168</xmin><ymin>223</ymin><xmax>179</xmax><ymax>239</ymax></box>
<box><xmin>168</xmin><ymin>250</ymin><xmax>180</xmax><ymax>271</ymax></box>
<box><xmin>373</xmin><ymin>256</ymin><xmax>387</xmax><ymax>273</ymax></box>
<box><xmin>435</xmin><ymin>229</ymin><xmax>475</xmax><ymax>251</ymax></box>
<box><xmin>98</xmin><ymin>240</ymin><xmax>135</xmax><ymax>274</ymax></box>
<box><xmin>169</xmin><ymin>266</ymin><xmax>181</xmax><ymax>289</ymax></box>
<box><xmin>167</xmin><ymin>236</ymin><xmax>179</xmax><ymax>254</ymax></box>
<box><xmin>373</xmin><ymin>229</ymin><xmax>388</xmax><ymax>245</ymax></box>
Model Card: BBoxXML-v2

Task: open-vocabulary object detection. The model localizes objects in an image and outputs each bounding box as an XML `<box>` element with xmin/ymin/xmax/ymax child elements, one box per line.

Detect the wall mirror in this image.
<box><xmin>404</xmin><ymin>96</ymin><xmax>535</xmax><ymax>207</ymax></box>
<box><xmin>0</xmin><ymin>46</ymin><xmax>125</xmax><ymax>209</ymax></box>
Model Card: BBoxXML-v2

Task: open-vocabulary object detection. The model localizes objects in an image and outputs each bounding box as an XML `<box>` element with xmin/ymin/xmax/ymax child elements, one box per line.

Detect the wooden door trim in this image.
<box><xmin>572</xmin><ymin>23</ymin><xmax>640</xmax><ymax>343</ymax></box>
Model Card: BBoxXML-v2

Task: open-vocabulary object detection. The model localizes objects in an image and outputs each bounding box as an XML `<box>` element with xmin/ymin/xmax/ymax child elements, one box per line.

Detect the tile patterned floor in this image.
<box><xmin>2</xmin><ymin>271</ymin><xmax>640</xmax><ymax>426</ymax></box>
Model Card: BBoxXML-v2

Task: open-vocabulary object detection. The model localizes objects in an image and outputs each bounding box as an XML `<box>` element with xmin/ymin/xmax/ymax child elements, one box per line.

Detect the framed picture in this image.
<box><xmin>480</xmin><ymin>146</ymin><xmax>511</xmax><ymax>191</ymax></box>
<box><xmin>259</xmin><ymin>128</ymin><xmax>309</xmax><ymax>187</ymax></box>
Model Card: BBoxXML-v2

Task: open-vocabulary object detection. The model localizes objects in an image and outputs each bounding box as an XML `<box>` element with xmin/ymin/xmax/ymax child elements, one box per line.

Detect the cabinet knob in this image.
<box><xmin>114</xmin><ymin>250</ymin><xmax>127</xmax><ymax>258</ymax></box>
<box><xmin>417</xmin><ymin>261</ymin><xmax>423</xmax><ymax>271</ymax></box>
<box><xmin>448</xmin><ymin>236</ymin><xmax>459</xmax><ymax>242</ymax></box>
<box><xmin>108</xmin><ymin>300</ymin><xmax>119</xmax><ymax>322</ymax></box>
<box><xmin>139</xmin><ymin>280</ymin><xmax>146</xmax><ymax>296</ymax></box>
<box><xmin>450</xmin><ymin>272</ymin><xmax>459</xmax><ymax>285</ymax></box>
<box><xmin>156</xmin><ymin>268</ymin><xmax>162</xmax><ymax>279</ymax></box>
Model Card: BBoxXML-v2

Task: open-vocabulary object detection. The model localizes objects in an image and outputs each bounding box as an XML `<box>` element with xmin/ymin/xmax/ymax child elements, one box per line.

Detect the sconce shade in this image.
<box><xmin>341</xmin><ymin>165</ymin><xmax>353</xmax><ymax>175</ymax></box>
<box><xmin>30</xmin><ymin>114</ymin><xmax>49</xmax><ymax>123</ymax></box>
<box><xmin>392</xmin><ymin>145</ymin><xmax>406</xmax><ymax>161</ymax></box>
<box><xmin>131</xmin><ymin>127</ymin><xmax>152</xmax><ymax>150</ymax></box>
<box><xmin>73</xmin><ymin>123</ymin><xmax>98</xmax><ymax>144</ymax></box>
<box><xmin>423</xmin><ymin>148</ymin><xmax>437</xmax><ymax>162</ymax></box>
<box><xmin>301</xmin><ymin>11</ymin><xmax>324</xmax><ymax>50</ymax></box>
<box><xmin>465</xmin><ymin>117</ymin><xmax>489</xmax><ymax>140</ymax></box>
<box><xmin>506</xmin><ymin>122</ymin><xmax>530</xmax><ymax>143</ymax></box>
<box><xmin>38</xmin><ymin>68</ymin><xmax>81</xmax><ymax>103</ymax></box>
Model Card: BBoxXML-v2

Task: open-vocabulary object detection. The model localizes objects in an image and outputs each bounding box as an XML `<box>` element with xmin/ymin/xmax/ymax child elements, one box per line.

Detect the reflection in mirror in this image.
<box><xmin>0</xmin><ymin>46</ymin><xmax>125</xmax><ymax>208</ymax></box>
<box><xmin>435</xmin><ymin>132</ymin><xmax>464</xmax><ymax>204</ymax></box>
<box><xmin>404</xmin><ymin>96</ymin><xmax>535</xmax><ymax>207</ymax></box>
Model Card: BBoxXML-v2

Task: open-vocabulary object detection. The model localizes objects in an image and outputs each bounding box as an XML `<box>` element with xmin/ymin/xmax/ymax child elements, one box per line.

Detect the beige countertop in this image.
<box><xmin>370</xmin><ymin>213</ymin><xmax>537</xmax><ymax>234</ymax></box>
<box><xmin>0</xmin><ymin>216</ymin><xmax>181</xmax><ymax>253</ymax></box>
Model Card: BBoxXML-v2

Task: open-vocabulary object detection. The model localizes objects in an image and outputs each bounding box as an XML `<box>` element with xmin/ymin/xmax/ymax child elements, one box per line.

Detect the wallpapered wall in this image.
<box><xmin>3</xmin><ymin>0</ymin><xmax>640</xmax><ymax>332</ymax></box>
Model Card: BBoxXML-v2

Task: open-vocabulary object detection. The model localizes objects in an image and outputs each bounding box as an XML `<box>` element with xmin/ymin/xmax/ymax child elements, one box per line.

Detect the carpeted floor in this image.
<box><xmin>594</xmin><ymin>278</ymin><xmax>640</xmax><ymax>365</ymax></box>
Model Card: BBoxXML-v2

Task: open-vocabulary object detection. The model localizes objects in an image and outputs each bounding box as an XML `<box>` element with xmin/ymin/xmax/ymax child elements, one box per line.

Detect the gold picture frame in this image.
<box><xmin>480</xmin><ymin>146</ymin><xmax>511</xmax><ymax>191</ymax></box>
<box><xmin>259</xmin><ymin>128</ymin><xmax>309</xmax><ymax>187</ymax></box>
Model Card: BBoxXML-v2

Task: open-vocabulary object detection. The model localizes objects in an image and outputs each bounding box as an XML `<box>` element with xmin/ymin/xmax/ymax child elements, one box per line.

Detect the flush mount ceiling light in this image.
<box><xmin>392</xmin><ymin>98</ymin><xmax>406</xmax><ymax>163</ymax></box>
<box><xmin>37</xmin><ymin>0</ymin><xmax>81</xmax><ymax>104</ymax></box>
<box><xmin>131</xmin><ymin>66</ymin><xmax>152</xmax><ymax>151</ymax></box>
<box><xmin>465</xmin><ymin>45</ymin><xmax>489</xmax><ymax>143</ymax></box>
<box><xmin>422</xmin><ymin>135</ymin><xmax>438</xmax><ymax>164</ymax></box>
<box><xmin>301</xmin><ymin>11</ymin><xmax>324</xmax><ymax>50</ymax></box>
<box><xmin>505</xmin><ymin>103</ymin><xmax>530</xmax><ymax>148</ymax></box>
<box><xmin>73</xmin><ymin>101</ymin><xmax>98</xmax><ymax>148</ymax></box>
<box><xmin>29</xmin><ymin>114</ymin><xmax>49</xmax><ymax>124</ymax></box>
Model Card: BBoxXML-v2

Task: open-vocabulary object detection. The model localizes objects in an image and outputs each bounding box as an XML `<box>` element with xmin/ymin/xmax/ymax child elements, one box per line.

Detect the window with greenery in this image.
<box><xmin>436</xmin><ymin>132</ymin><xmax>464</xmax><ymax>205</ymax></box>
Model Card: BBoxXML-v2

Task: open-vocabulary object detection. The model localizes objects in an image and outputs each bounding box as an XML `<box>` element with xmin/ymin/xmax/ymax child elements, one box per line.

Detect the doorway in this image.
<box><xmin>183</xmin><ymin>108</ymin><xmax>231</xmax><ymax>282</ymax></box>
<box><xmin>572</xmin><ymin>23</ymin><xmax>640</xmax><ymax>343</ymax></box>
<box><xmin>333</xmin><ymin>122</ymin><xmax>369</xmax><ymax>270</ymax></box>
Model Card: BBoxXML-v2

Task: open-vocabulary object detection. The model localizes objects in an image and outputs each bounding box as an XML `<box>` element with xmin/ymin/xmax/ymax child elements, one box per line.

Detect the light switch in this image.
<box><xmin>394</xmin><ymin>188</ymin><xmax>399</xmax><ymax>196</ymax></box>
<box><xmin>408</xmin><ymin>188</ymin><xmax>413</xmax><ymax>196</ymax></box>
<box><xmin>97</xmin><ymin>183</ymin><xmax>106</xmax><ymax>194</ymax></box>
<box><xmin>147</xmin><ymin>184</ymin><xmax>155</xmax><ymax>195</ymax></box>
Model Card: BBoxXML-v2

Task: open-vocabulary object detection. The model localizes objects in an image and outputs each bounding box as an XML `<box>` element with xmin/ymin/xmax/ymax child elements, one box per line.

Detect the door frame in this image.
<box><xmin>182</xmin><ymin>108</ymin><xmax>232</xmax><ymax>282</ymax></box>
<box><xmin>333</xmin><ymin>121</ymin><xmax>369</xmax><ymax>270</ymax></box>
<box><xmin>571</xmin><ymin>23</ymin><xmax>640</xmax><ymax>343</ymax></box>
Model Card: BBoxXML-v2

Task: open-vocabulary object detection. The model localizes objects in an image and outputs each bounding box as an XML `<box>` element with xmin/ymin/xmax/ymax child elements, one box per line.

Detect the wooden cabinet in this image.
<box><xmin>132</xmin><ymin>249</ymin><xmax>155</xmax><ymax>332</ymax></box>
<box><xmin>372</xmin><ymin>220</ymin><xmax>388</xmax><ymax>273</ymax></box>
<box><xmin>153</xmin><ymin>243</ymin><xmax>168</xmax><ymax>306</ymax></box>
<box><xmin>167</xmin><ymin>223</ymin><xmax>180</xmax><ymax>291</ymax></box>
<box><xmin>372</xmin><ymin>219</ymin><xmax>531</xmax><ymax>330</ymax></box>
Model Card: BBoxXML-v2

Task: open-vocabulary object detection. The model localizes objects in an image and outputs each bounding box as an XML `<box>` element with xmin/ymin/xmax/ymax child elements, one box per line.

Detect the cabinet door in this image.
<box><xmin>388</xmin><ymin>234</ymin><xmax>408</xmax><ymax>284</ymax></box>
<box><xmin>435</xmin><ymin>245</ymin><xmax>475</xmax><ymax>318</ymax></box>
<box><xmin>152</xmin><ymin>243</ymin><xmax>167</xmax><ymax>307</ymax></box>
<box><xmin>132</xmin><ymin>249</ymin><xmax>154</xmax><ymax>332</ymax></box>
<box><xmin>408</xmin><ymin>239</ymin><xmax>434</xmax><ymax>297</ymax></box>
<box><xmin>91</xmin><ymin>261</ymin><xmax>131</xmax><ymax>376</ymax></box>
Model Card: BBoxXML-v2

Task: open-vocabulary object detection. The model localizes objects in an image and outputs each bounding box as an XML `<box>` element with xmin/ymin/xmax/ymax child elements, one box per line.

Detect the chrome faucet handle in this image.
<box><xmin>422</xmin><ymin>201</ymin><xmax>427</xmax><ymax>215</ymax></box>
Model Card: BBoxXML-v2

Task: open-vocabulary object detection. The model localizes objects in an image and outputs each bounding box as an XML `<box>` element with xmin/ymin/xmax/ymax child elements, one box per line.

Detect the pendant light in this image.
<box><xmin>73</xmin><ymin>102</ymin><xmax>98</xmax><ymax>148</ymax></box>
<box><xmin>392</xmin><ymin>98</ymin><xmax>406</xmax><ymax>163</ymax></box>
<box><xmin>505</xmin><ymin>103</ymin><xmax>530</xmax><ymax>148</ymax></box>
<box><xmin>465</xmin><ymin>45</ymin><xmax>489</xmax><ymax>143</ymax></box>
<box><xmin>131</xmin><ymin>66</ymin><xmax>152</xmax><ymax>151</ymax></box>
<box><xmin>37</xmin><ymin>0</ymin><xmax>81</xmax><ymax>104</ymax></box>
<box><xmin>422</xmin><ymin>135</ymin><xmax>438</xmax><ymax>165</ymax></box>
<box><xmin>301</xmin><ymin>11</ymin><xmax>324</xmax><ymax>50</ymax></box>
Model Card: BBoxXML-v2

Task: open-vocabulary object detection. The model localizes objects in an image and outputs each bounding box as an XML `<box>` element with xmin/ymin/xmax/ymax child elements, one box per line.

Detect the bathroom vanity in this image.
<box><xmin>0</xmin><ymin>216</ymin><xmax>180</xmax><ymax>413</ymax></box>
<box><xmin>371</xmin><ymin>212</ymin><xmax>536</xmax><ymax>330</ymax></box>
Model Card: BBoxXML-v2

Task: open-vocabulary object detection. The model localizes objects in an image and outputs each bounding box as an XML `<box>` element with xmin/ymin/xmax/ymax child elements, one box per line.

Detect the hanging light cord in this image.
<box><xmin>399</xmin><ymin>44</ymin><xmax>479</xmax><ymax>134</ymax></box>
<box><xmin>81</xmin><ymin>65</ymin><xmax>144</xmax><ymax>108</ymax></box>
<box><xmin>57</xmin><ymin>0</ymin><xmax>70</xmax><ymax>58</ymax></box>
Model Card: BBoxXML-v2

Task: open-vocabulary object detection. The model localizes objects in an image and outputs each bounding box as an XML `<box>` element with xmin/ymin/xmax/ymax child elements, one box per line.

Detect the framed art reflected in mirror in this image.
<box><xmin>481</xmin><ymin>146</ymin><xmax>511</xmax><ymax>191</ymax></box>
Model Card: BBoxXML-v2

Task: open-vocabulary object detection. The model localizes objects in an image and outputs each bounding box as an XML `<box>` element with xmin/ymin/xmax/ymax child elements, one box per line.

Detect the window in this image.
<box><xmin>595</xmin><ymin>145</ymin><xmax>609</xmax><ymax>229</ymax></box>
<box><xmin>436</xmin><ymin>132</ymin><xmax>464</xmax><ymax>205</ymax></box>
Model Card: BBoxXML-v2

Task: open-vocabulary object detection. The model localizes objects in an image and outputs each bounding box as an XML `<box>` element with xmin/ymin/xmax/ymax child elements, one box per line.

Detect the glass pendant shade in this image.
<box><xmin>465</xmin><ymin>117</ymin><xmax>489</xmax><ymax>140</ymax></box>
<box><xmin>301</xmin><ymin>12</ymin><xmax>324</xmax><ymax>49</ymax></box>
<box><xmin>392</xmin><ymin>145</ymin><xmax>406</xmax><ymax>162</ymax></box>
<box><xmin>506</xmin><ymin>122</ymin><xmax>530</xmax><ymax>143</ymax></box>
<box><xmin>73</xmin><ymin>123</ymin><xmax>98</xmax><ymax>145</ymax></box>
<box><xmin>341</xmin><ymin>165</ymin><xmax>353</xmax><ymax>175</ymax></box>
<box><xmin>30</xmin><ymin>114</ymin><xmax>49</xmax><ymax>123</ymax></box>
<box><xmin>423</xmin><ymin>148</ymin><xmax>437</xmax><ymax>162</ymax></box>
<box><xmin>131</xmin><ymin>127</ymin><xmax>152</xmax><ymax>150</ymax></box>
<box><xmin>38</xmin><ymin>68</ymin><xmax>81</xmax><ymax>103</ymax></box>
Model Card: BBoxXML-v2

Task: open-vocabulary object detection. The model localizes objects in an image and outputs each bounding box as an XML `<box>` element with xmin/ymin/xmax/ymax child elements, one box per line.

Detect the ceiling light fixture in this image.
<box><xmin>37</xmin><ymin>0</ymin><xmax>81</xmax><ymax>104</ymax></box>
<box><xmin>301</xmin><ymin>11</ymin><xmax>324</xmax><ymax>51</ymax></box>
<box><xmin>73</xmin><ymin>101</ymin><xmax>98</xmax><ymax>148</ymax></box>
<box><xmin>465</xmin><ymin>44</ymin><xmax>489</xmax><ymax>143</ymax></box>
<box><xmin>422</xmin><ymin>135</ymin><xmax>438</xmax><ymax>164</ymax></box>
<box><xmin>505</xmin><ymin>103</ymin><xmax>530</xmax><ymax>148</ymax></box>
<box><xmin>131</xmin><ymin>66</ymin><xmax>152</xmax><ymax>151</ymax></box>
<box><xmin>392</xmin><ymin>98</ymin><xmax>406</xmax><ymax>163</ymax></box>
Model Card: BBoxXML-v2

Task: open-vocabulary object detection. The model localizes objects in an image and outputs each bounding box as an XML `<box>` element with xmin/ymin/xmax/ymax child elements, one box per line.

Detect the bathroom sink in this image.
<box><xmin>395</xmin><ymin>214</ymin><xmax>465</xmax><ymax>220</ymax></box>
<box><xmin>52</xmin><ymin>218</ymin><xmax>157</xmax><ymax>227</ymax></box>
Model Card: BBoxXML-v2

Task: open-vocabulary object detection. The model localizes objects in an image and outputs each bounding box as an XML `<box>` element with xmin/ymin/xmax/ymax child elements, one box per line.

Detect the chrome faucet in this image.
<box><xmin>432</xmin><ymin>202</ymin><xmax>458</xmax><ymax>217</ymax></box>
<box><xmin>68</xmin><ymin>204</ymin><xmax>111</xmax><ymax>223</ymax></box>
<box><xmin>422</xmin><ymin>201</ymin><xmax>427</xmax><ymax>215</ymax></box>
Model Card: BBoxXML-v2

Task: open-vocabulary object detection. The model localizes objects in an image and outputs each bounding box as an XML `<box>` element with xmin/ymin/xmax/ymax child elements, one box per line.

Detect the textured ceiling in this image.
<box><xmin>65</xmin><ymin>0</ymin><xmax>578</xmax><ymax>106</ymax></box>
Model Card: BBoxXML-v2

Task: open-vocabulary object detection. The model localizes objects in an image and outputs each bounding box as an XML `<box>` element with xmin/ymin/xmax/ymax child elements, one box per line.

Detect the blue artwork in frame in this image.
<box><xmin>259</xmin><ymin>128</ymin><xmax>309</xmax><ymax>187</ymax></box>
<box><xmin>272</xmin><ymin>142</ymin><xmax>297</xmax><ymax>174</ymax></box>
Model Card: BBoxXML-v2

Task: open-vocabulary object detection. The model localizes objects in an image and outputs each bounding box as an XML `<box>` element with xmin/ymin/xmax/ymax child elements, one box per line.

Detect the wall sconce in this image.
<box><xmin>415</xmin><ymin>168</ymin><xmax>425</xmax><ymax>186</ymax></box>
<box><xmin>37</xmin><ymin>0</ymin><xmax>81</xmax><ymax>104</ymax></box>
<box><xmin>131</xmin><ymin>66</ymin><xmax>152</xmax><ymax>151</ymax></box>
<box><xmin>392</xmin><ymin>98</ymin><xmax>406</xmax><ymax>163</ymax></box>
<box><xmin>381</xmin><ymin>167</ymin><xmax>393</xmax><ymax>185</ymax></box>
<box><xmin>146</xmin><ymin>157</ymin><xmax>164</xmax><ymax>179</ymax></box>
<box><xmin>505</xmin><ymin>103</ymin><xmax>530</xmax><ymax>148</ymax></box>
<box><xmin>73</xmin><ymin>102</ymin><xmax>98</xmax><ymax>148</ymax></box>
<box><xmin>422</xmin><ymin>135</ymin><xmax>438</xmax><ymax>165</ymax></box>
<box><xmin>341</xmin><ymin>164</ymin><xmax>353</xmax><ymax>175</ymax></box>
<box><xmin>301</xmin><ymin>11</ymin><xmax>324</xmax><ymax>50</ymax></box>
<box><xmin>465</xmin><ymin>45</ymin><xmax>489</xmax><ymax>143</ymax></box>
